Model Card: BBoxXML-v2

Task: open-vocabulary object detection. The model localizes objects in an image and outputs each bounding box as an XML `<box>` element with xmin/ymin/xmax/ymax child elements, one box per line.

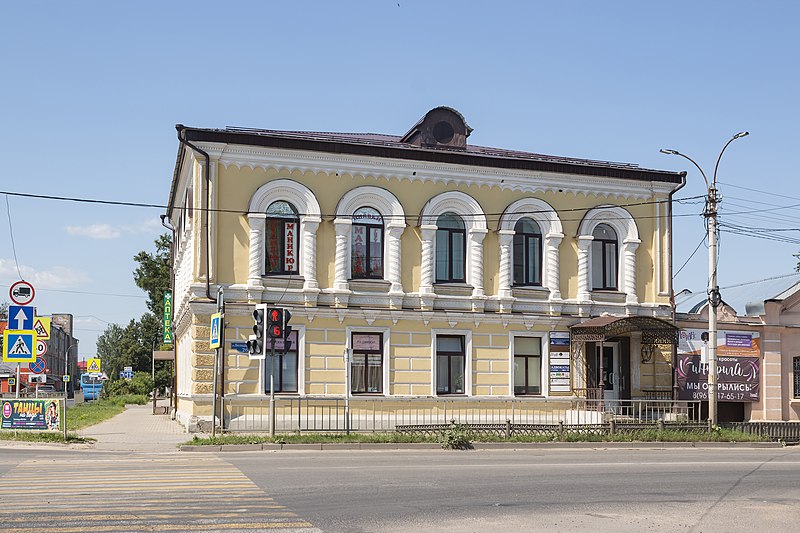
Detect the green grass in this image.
<box><xmin>0</xmin><ymin>431</ymin><xmax>92</xmax><ymax>444</ymax></box>
<box><xmin>184</xmin><ymin>427</ymin><xmax>769</xmax><ymax>447</ymax></box>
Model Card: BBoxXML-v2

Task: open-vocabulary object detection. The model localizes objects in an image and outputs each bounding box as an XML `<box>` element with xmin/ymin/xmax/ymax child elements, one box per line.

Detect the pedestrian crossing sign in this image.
<box><xmin>210</xmin><ymin>313</ymin><xmax>221</xmax><ymax>349</ymax></box>
<box><xmin>2</xmin><ymin>330</ymin><xmax>37</xmax><ymax>363</ymax></box>
<box><xmin>87</xmin><ymin>358</ymin><xmax>102</xmax><ymax>373</ymax></box>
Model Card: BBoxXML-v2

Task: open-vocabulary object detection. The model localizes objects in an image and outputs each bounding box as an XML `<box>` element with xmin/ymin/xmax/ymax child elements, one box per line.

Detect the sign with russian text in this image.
<box><xmin>1</xmin><ymin>399</ymin><xmax>61</xmax><ymax>431</ymax></box>
<box><xmin>548</xmin><ymin>332</ymin><xmax>571</xmax><ymax>393</ymax></box>
<box><xmin>284</xmin><ymin>222</ymin><xmax>296</xmax><ymax>273</ymax></box>
<box><xmin>163</xmin><ymin>291</ymin><xmax>173</xmax><ymax>344</ymax></box>
<box><xmin>676</xmin><ymin>354</ymin><xmax>760</xmax><ymax>402</ymax></box>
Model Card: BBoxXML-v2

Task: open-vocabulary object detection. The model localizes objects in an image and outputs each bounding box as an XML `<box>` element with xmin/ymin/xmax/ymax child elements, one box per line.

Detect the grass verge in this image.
<box><xmin>0</xmin><ymin>431</ymin><xmax>92</xmax><ymax>444</ymax></box>
<box><xmin>184</xmin><ymin>427</ymin><xmax>769</xmax><ymax>447</ymax></box>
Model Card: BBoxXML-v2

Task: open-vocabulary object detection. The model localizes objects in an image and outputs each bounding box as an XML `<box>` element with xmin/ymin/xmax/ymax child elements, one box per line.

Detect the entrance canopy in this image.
<box><xmin>570</xmin><ymin>316</ymin><xmax>678</xmax><ymax>344</ymax></box>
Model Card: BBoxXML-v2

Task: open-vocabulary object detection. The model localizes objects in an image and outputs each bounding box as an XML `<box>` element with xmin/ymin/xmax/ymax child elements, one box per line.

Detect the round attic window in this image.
<box><xmin>432</xmin><ymin>121</ymin><xmax>455</xmax><ymax>144</ymax></box>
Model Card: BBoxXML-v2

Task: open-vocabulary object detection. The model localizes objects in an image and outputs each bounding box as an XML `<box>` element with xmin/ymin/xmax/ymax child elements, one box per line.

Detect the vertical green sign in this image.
<box><xmin>163</xmin><ymin>291</ymin><xmax>173</xmax><ymax>344</ymax></box>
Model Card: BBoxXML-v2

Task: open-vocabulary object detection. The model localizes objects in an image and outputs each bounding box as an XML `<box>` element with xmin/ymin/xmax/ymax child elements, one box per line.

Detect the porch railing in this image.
<box><xmin>218</xmin><ymin>396</ymin><xmax>702</xmax><ymax>433</ymax></box>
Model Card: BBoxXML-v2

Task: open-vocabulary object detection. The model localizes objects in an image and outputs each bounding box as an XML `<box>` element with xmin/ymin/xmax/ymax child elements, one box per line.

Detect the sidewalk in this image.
<box><xmin>77</xmin><ymin>401</ymin><xmax>190</xmax><ymax>453</ymax></box>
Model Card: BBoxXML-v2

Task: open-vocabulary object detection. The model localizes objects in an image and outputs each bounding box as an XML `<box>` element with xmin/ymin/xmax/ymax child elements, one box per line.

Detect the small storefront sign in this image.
<box><xmin>548</xmin><ymin>332</ymin><xmax>571</xmax><ymax>393</ymax></box>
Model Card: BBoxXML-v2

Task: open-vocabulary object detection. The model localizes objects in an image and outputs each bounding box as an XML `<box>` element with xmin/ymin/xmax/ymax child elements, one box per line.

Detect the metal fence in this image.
<box><xmin>729</xmin><ymin>421</ymin><xmax>800</xmax><ymax>443</ymax></box>
<box><xmin>219</xmin><ymin>396</ymin><xmax>703</xmax><ymax>433</ymax></box>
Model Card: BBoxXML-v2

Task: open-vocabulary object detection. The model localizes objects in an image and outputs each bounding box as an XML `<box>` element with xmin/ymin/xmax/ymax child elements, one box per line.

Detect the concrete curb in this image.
<box><xmin>177</xmin><ymin>440</ymin><xmax>786</xmax><ymax>453</ymax></box>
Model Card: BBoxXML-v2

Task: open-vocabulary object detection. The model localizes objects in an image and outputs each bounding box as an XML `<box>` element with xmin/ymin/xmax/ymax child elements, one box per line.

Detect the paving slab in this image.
<box><xmin>77</xmin><ymin>402</ymin><xmax>189</xmax><ymax>453</ymax></box>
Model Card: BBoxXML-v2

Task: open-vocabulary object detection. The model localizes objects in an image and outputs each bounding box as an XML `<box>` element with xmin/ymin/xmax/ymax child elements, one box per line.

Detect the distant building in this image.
<box><xmin>676</xmin><ymin>274</ymin><xmax>800</xmax><ymax>422</ymax></box>
<box><xmin>166</xmin><ymin>107</ymin><xmax>686</xmax><ymax>430</ymax></box>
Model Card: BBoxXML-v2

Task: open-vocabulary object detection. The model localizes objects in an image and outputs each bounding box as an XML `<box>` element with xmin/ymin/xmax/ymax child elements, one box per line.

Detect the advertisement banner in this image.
<box><xmin>548</xmin><ymin>332</ymin><xmax>571</xmax><ymax>393</ymax></box>
<box><xmin>1</xmin><ymin>398</ymin><xmax>61</xmax><ymax>431</ymax></box>
<box><xmin>676</xmin><ymin>355</ymin><xmax>760</xmax><ymax>402</ymax></box>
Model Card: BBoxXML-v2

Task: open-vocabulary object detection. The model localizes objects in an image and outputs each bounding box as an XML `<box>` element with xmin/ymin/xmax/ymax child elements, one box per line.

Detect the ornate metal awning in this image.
<box><xmin>569</xmin><ymin>316</ymin><xmax>678</xmax><ymax>344</ymax></box>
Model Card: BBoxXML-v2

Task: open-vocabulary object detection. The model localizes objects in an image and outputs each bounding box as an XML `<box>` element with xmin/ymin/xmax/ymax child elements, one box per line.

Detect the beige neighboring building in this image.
<box><xmin>676</xmin><ymin>274</ymin><xmax>800</xmax><ymax>423</ymax></box>
<box><xmin>165</xmin><ymin>107</ymin><xmax>686</xmax><ymax>430</ymax></box>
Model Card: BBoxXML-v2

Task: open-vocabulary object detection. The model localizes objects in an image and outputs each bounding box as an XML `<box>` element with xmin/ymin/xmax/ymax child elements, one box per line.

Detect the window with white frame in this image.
<box><xmin>513</xmin><ymin>337</ymin><xmax>542</xmax><ymax>395</ymax></box>
<box><xmin>436</xmin><ymin>335</ymin><xmax>465</xmax><ymax>394</ymax></box>
<box><xmin>591</xmin><ymin>223</ymin><xmax>618</xmax><ymax>290</ymax></box>
<box><xmin>350</xmin><ymin>333</ymin><xmax>383</xmax><ymax>393</ymax></box>
<box><xmin>513</xmin><ymin>218</ymin><xmax>542</xmax><ymax>286</ymax></box>
<box><xmin>351</xmin><ymin>207</ymin><xmax>384</xmax><ymax>279</ymax></box>
<box><xmin>435</xmin><ymin>213</ymin><xmax>466</xmax><ymax>283</ymax></box>
<box><xmin>265</xmin><ymin>201</ymin><xmax>300</xmax><ymax>275</ymax></box>
<box><xmin>265</xmin><ymin>330</ymin><xmax>298</xmax><ymax>393</ymax></box>
<box><xmin>794</xmin><ymin>356</ymin><xmax>800</xmax><ymax>399</ymax></box>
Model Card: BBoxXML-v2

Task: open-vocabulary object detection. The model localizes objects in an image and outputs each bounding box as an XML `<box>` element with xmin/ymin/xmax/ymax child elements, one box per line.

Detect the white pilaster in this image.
<box><xmin>545</xmin><ymin>233</ymin><xmax>563</xmax><ymax>301</ymax></box>
<box><xmin>577</xmin><ymin>236</ymin><xmax>593</xmax><ymax>302</ymax></box>
<box><xmin>247</xmin><ymin>214</ymin><xmax>266</xmax><ymax>288</ymax></box>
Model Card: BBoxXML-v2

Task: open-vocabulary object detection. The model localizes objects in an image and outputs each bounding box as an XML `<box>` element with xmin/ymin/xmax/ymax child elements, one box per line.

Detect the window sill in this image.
<box><xmin>261</xmin><ymin>275</ymin><xmax>305</xmax><ymax>290</ymax></box>
<box><xmin>590</xmin><ymin>290</ymin><xmax>627</xmax><ymax>304</ymax></box>
<box><xmin>349</xmin><ymin>279</ymin><xmax>392</xmax><ymax>293</ymax></box>
<box><xmin>433</xmin><ymin>283</ymin><xmax>473</xmax><ymax>297</ymax></box>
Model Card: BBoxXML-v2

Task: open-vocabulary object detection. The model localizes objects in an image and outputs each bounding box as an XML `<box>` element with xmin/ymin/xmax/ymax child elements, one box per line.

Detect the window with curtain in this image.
<box><xmin>436</xmin><ymin>335</ymin><xmax>465</xmax><ymax>394</ymax></box>
<box><xmin>435</xmin><ymin>213</ymin><xmax>466</xmax><ymax>283</ymax></box>
<box><xmin>351</xmin><ymin>207</ymin><xmax>384</xmax><ymax>279</ymax></box>
<box><xmin>264</xmin><ymin>330</ymin><xmax>298</xmax><ymax>393</ymax></box>
<box><xmin>265</xmin><ymin>201</ymin><xmax>300</xmax><ymax>275</ymax></box>
<box><xmin>591</xmin><ymin>223</ymin><xmax>618</xmax><ymax>290</ymax></box>
<box><xmin>514</xmin><ymin>337</ymin><xmax>542</xmax><ymax>395</ymax></box>
<box><xmin>513</xmin><ymin>217</ymin><xmax>542</xmax><ymax>286</ymax></box>
<box><xmin>351</xmin><ymin>333</ymin><xmax>383</xmax><ymax>394</ymax></box>
<box><xmin>794</xmin><ymin>356</ymin><xmax>800</xmax><ymax>399</ymax></box>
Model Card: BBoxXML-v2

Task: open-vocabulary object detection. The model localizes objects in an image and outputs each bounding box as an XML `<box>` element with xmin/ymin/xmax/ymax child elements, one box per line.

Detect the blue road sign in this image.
<box><xmin>210</xmin><ymin>313</ymin><xmax>222</xmax><ymax>349</ymax></box>
<box><xmin>29</xmin><ymin>357</ymin><xmax>46</xmax><ymax>374</ymax></box>
<box><xmin>3</xmin><ymin>331</ymin><xmax>35</xmax><ymax>363</ymax></box>
<box><xmin>8</xmin><ymin>305</ymin><xmax>34</xmax><ymax>331</ymax></box>
<box><xmin>231</xmin><ymin>342</ymin><xmax>248</xmax><ymax>353</ymax></box>
<box><xmin>119</xmin><ymin>370</ymin><xmax>135</xmax><ymax>379</ymax></box>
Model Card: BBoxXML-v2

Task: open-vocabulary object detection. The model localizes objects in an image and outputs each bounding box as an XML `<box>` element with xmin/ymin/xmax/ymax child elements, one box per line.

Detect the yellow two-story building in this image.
<box><xmin>166</xmin><ymin>107</ymin><xmax>685</xmax><ymax>431</ymax></box>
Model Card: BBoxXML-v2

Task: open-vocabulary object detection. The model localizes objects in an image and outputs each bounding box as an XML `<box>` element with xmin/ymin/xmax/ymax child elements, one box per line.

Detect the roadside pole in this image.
<box><xmin>211</xmin><ymin>288</ymin><xmax>223</xmax><ymax>437</ymax></box>
<box><xmin>269</xmin><ymin>337</ymin><xmax>276</xmax><ymax>437</ymax></box>
<box><xmin>15</xmin><ymin>364</ymin><xmax>20</xmax><ymax>398</ymax></box>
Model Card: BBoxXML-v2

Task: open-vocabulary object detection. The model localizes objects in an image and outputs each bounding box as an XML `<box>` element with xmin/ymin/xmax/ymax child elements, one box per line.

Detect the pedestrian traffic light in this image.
<box><xmin>267</xmin><ymin>307</ymin><xmax>284</xmax><ymax>338</ymax></box>
<box><xmin>282</xmin><ymin>310</ymin><xmax>292</xmax><ymax>340</ymax></box>
<box><xmin>246</xmin><ymin>305</ymin><xmax>265</xmax><ymax>357</ymax></box>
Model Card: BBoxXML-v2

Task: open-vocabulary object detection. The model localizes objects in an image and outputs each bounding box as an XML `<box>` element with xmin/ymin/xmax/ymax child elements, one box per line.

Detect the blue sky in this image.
<box><xmin>1</xmin><ymin>1</ymin><xmax>798</xmax><ymax>359</ymax></box>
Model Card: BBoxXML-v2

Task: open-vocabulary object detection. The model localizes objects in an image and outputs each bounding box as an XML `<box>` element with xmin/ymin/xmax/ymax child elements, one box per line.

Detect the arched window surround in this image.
<box><xmin>418</xmin><ymin>191</ymin><xmax>487</xmax><ymax>300</ymax></box>
<box><xmin>497</xmin><ymin>198</ymin><xmax>564</xmax><ymax>301</ymax></box>
<box><xmin>576</xmin><ymin>205</ymin><xmax>640</xmax><ymax>304</ymax></box>
<box><xmin>247</xmin><ymin>179</ymin><xmax>322</xmax><ymax>293</ymax></box>
<box><xmin>333</xmin><ymin>186</ymin><xmax>406</xmax><ymax>295</ymax></box>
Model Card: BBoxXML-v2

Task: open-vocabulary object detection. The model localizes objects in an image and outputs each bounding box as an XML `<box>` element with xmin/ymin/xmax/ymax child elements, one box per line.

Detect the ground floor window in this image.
<box><xmin>794</xmin><ymin>356</ymin><xmax>800</xmax><ymax>399</ymax></box>
<box><xmin>436</xmin><ymin>335</ymin><xmax>465</xmax><ymax>394</ymax></box>
<box><xmin>265</xmin><ymin>331</ymin><xmax>298</xmax><ymax>393</ymax></box>
<box><xmin>514</xmin><ymin>337</ymin><xmax>542</xmax><ymax>395</ymax></box>
<box><xmin>351</xmin><ymin>333</ymin><xmax>383</xmax><ymax>394</ymax></box>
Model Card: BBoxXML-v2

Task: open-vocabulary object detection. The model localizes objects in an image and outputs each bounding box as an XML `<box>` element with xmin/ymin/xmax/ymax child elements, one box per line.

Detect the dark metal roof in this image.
<box><xmin>179</xmin><ymin>126</ymin><xmax>685</xmax><ymax>183</ymax></box>
<box><xmin>570</xmin><ymin>316</ymin><xmax>679</xmax><ymax>344</ymax></box>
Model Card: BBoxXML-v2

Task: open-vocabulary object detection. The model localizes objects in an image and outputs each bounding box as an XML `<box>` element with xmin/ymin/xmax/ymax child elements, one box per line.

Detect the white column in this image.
<box><xmin>386</xmin><ymin>223</ymin><xmax>405</xmax><ymax>294</ymax></box>
<box><xmin>622</xmin><ymin>239</ymin><xmax>640</xmax><ymax>304</ymax></box>
<box><xmin>419</xmin><ymin>225</ymin><xmax>437</xmax><ymax>294</ymax></box>
<box><xmin>577</xmin><ymin>236</ymin><xmax>593</xmax><ymax>302</ymax></box>
<box><xmin>333</xmin><ymin>219</ymin><xmax>351</xmax><ymax>291</ymax></box>
<box><xmin>469</xmin><ymin>228</ymin><xmax>487</xmax><ymax>298</ymax></box>
<box><xmin>498</xmin><ymin>230</ymin><xmax>514</xmax><ymax>298</ymax></box>
<box><xmin>545</xmin><ymin>233</ymin><xmax>563</xmax><ymax>300</ymax></box>
<box><xmin>302</xmin><ymin>217</ymin><xmax>321</xmax><ymax>290</ymax></box>
<box><xmin>247</xmin><ymin>213</ymin><xmax>266</xmax><ymax>287</ymax></box>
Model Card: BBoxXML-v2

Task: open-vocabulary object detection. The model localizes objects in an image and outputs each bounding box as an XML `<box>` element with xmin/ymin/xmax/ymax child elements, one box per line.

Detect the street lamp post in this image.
<box><xmin>660</xmin><ymin>132</ymin><xmax>748</xmax><ymax>427</ymax></box>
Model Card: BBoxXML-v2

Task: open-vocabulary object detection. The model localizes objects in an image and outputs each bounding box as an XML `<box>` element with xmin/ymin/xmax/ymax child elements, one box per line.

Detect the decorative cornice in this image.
<box><xmin>208</xmin><ymin>143</ymin><xmax>674</xmax><ymax>199</ymax></box>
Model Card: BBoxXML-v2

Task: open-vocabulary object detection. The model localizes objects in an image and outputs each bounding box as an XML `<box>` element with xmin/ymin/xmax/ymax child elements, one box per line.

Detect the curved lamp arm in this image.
<box><xmin>712</xmin><ymin>131</ymin><xmax>749</xmax><ymax>187</ymax></box>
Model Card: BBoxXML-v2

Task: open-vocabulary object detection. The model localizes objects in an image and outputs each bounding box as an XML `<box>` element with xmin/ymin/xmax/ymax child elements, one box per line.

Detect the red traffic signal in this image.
<box><xmin>267</xmin><ymin>308</ymin><xmax>284</xmax><ymax>338</ymax></box>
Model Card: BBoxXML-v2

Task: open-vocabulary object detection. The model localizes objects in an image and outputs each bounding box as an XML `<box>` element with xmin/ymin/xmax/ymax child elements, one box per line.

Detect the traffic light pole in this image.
<box><xmin>269</xmin><ymin>337</ymin><xmax>276</xmax><ymax>437</ymax></box>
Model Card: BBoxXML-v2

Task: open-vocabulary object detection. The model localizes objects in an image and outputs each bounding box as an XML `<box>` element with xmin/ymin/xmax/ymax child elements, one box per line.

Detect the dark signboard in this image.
<box><xmin>1</xmin><ymin>399</ymin><xmax>61</xmax><ymax>430</ymax></box>
<box><xmin>676</xmin><ymin>355</ymin><xmax>759</xmax><ymax>402</ymax></box>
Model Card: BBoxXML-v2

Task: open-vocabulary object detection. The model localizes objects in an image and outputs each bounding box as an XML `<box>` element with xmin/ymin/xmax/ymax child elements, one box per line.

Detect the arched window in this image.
<box><xmin>265</xmin><ymin>200</ymin><xmax>299</xmax><ymax>275</ymax></box>
<box><xmin>592</xmin><ymin>223</ymin><xmax>618</xmax><ymax>290</ymax></box>
<box><xmin>435</xmin><ymin>213</ymin><xmax>466</xmax><ymax>283</ymax></box>
<box><xmin>351</xmin><ymin>207</ymin><xmax>384</xmax><ymax>279</ymax></box>
<box><xmin>513</xmin><ymin>218</ymin><xmax>542</xmax><ymax>286</ymax></box>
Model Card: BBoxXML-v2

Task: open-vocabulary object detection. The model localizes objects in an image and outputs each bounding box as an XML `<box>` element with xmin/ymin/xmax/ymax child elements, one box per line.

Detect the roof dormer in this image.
<box><xmin>400</xmin><ymin>106</ymin><xmax>472</xmax><ymax>150</ymax></box>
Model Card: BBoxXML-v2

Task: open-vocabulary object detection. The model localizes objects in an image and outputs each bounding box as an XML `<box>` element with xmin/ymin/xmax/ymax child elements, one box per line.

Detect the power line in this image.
<box><xmin>674</xmin><ymin>234</ymin><xmax>707</xmax><ymax>278</ymax></box>
<box><xmin>0</xmin><ymin>284</ymin><xmax>146</xmax><ymax>299</ymax></box>
<box><xmin>3</xmin><ymin>194</ymin><xmax>24</xmax><ymax>280</ymax></box>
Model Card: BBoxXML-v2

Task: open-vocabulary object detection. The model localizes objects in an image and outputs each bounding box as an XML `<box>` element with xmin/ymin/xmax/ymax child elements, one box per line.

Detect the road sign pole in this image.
<box><xmin>64</xmin><ymin>345</ymin><xmax>69</xmax><ymax>441</ymax></box>
<box><xmin>211</xmin><ymin>288</ymin><xmax>223</xmax><ymax>438</ymax></box>
<box><xmin>15</xmin><ymin>364</ymin><xmax>20</xmax><ymax>398</ymax></box>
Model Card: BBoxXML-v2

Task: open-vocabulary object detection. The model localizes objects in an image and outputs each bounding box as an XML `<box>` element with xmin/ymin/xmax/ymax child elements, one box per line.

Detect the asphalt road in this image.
<box><xmin>227</xmin><ymin>447</ymin><xmax>800</xmax><ymax>533</ymax></box>
<box><xmin>1</xmin><ymin>446</ymin><xmax>798</xmax><ymax>532</ymax></box>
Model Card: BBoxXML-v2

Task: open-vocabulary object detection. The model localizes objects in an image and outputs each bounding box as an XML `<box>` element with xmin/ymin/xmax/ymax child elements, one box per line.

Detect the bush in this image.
<box><xmin>438</xmin><ymin>420</ymin><xmax>473</xmax><ymax>449</ymax></box>
<box><xmin>103</xmin><ymin>372</ymin><xmax>154</xmax><ymax>398</ymax></box>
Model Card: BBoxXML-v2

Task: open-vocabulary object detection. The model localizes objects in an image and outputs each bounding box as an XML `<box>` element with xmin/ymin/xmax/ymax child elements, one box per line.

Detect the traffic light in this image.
<box><xmin>246</xmin><ymin>305</ymin><xmax>266</xmax><ymax>357</ymax></box>
<box><xmin>267</xmin><ymin>307</ymin><xmax>284</xmax><ymax>338</ymax></box>
<box><xmin>282</xmin><ymin>310</ymin><xmax>292</xmax><ymax>340</ymax></box>
<box><xmin>266</xmin><ymin>308</ymin><xmax>292</xmax><ymax>339</ymax></box>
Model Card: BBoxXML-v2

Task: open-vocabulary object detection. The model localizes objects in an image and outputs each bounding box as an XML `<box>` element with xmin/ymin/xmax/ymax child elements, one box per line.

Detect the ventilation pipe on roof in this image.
<box><xmin>176</xmin><ymin>125</ymin><xmax>213</xmax><ymax>300</ymax></box>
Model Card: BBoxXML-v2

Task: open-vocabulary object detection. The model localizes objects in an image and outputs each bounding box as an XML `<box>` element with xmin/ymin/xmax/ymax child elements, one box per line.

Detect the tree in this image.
<box><xmin>133</xmin><ymin>233</ymin><xmax>172</xmax><ymax>317</ymax></box>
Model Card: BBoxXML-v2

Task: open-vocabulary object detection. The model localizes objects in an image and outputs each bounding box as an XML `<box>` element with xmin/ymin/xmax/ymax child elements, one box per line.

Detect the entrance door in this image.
<box><xmin>595</xmin><ymin>344</ymin><xmax>620</xmax><ymax>400</ymax></box>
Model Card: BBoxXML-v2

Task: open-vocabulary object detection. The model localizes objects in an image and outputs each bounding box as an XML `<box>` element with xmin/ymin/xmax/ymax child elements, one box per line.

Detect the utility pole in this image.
<box><xmin>661</xmin><ymin>132</ymin><xmax>748</xmax><ymax>427</ymax></box>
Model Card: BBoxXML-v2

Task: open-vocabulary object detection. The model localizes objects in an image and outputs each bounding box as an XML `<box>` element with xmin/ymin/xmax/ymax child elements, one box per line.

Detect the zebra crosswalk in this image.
<box><xmin>0</xmin><ymin>454</ymin><xmax>320</xmax><ymax>533</ymax></box>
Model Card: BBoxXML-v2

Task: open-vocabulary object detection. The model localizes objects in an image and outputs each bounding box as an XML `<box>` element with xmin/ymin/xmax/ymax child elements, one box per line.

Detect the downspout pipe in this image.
<box><xmin>176</xmin><ymin>125</ymin><xmax>213</xmax><ymax>300</ymax></box>
<box><xmin>160</xmin><ymin>214</ymin><xmax>178</xmax><ymax>418</ymax></box>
